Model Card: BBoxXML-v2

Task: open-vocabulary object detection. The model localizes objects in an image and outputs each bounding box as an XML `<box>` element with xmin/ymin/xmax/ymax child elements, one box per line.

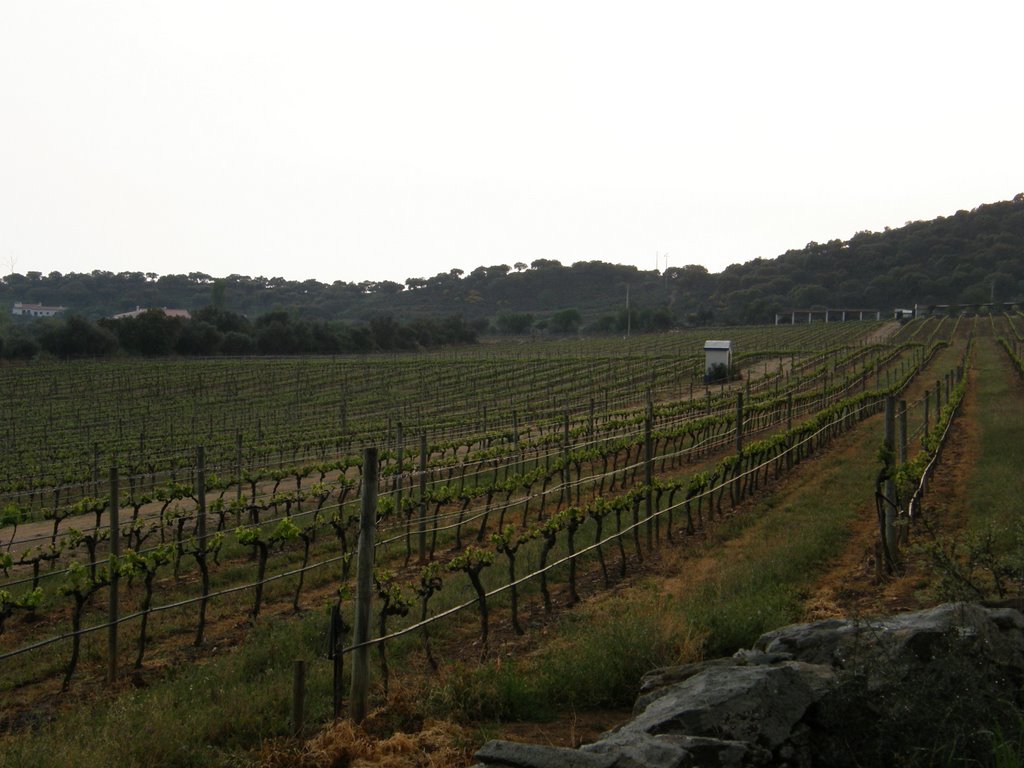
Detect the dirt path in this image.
<box><xmin>864</xmin><ymin>320</ymin><xmax>902</xmax><ymax>345</ymax></box>
<box><xmin>802</xmin><ymin>334</ymin><xmax>988</xmax><ymax>618</ymax></box>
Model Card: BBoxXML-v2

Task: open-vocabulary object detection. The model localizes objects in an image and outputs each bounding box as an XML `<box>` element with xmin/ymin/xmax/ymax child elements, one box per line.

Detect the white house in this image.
<box><xmin>112</xmin><ymin>306</ymin><xmax>192</xmax><ymax>320</ymax></box>
<box><xmin>704</xmin><ymin>339</ymin><xmax>733</xmax><ymax>377</ymax></box>
<box><xmin>11</xmin><ymin>302</ymin><xmax>66</xmax><ymax>317</ymax></box>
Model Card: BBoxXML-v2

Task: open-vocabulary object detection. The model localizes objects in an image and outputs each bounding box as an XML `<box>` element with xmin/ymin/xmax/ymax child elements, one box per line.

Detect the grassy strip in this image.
<box><xmin>428</xmin><ymin>419</ymin><xmax>882</xmax><ymax>722</ymax></box>
<box><xmin>0</xmin><ymin>613</ymin><xmax>335</xmax><ymax>768</ymax></box>
<box><xmin>675</xmin><ymin>436</ymin><xmax>876</xmax><ymax>656</ymax></box>
<box><xmin>923</xmin><ymin>337</ymin><xmax>1024</xmax><ymax>603</ymax></box>
<box><xmin>965</xmin><ymin>339</ymin><xmax>1024</xmax><ymax>535</ymax></box>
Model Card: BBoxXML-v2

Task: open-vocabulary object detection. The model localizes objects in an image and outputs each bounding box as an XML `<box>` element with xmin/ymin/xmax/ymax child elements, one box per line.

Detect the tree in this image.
<box><xmin>221</xmin><ymin>331</ymin><xmax>255</xmax><ymax>355</ymax></box>
<box><xmin>548</xmin><ymin>308</ymin><xmax>582</xmax><ymax>334</ymax></box>
<box><xmin>175</xmin><ymin>321</ymin><xmax>222</xmax><ymax>355</ymax></box>
<box><xmin>254</xmin><ymin>311</ymin><xmax>306</xmax><ymax>354</ymax></box>
<box><xmin>101</xmin><ymin>310</ymin><xmax>183</xmax><ymax>356</ymax></box>
<box><xmin>405</xmin><ymin>277</ymin><xmax>428</xmax><ymax>290</ymax></box>
<box><xmin>494</xmin><ymin>312</ymin><xmax>534</xmax><ymax>334</ymax></box>
<box><xmin>211</xmin><ymin>279</ymin><xmax>226</xmax><ymax>309</ymax></box>
<box><xmin>38</xmin><ymin>316</ymin><xmax>118</xmax><ymax>358</ymax></box>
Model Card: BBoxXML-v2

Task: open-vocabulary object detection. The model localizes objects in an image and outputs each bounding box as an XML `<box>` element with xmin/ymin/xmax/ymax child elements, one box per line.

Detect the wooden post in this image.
<box><xmin>418</xmin><ymin>434</ymin><xmax>427</xmax><ymax>564</ymax></box>
<box><xmin>349</xmin><ymin>447</ymin><xmax>378</xmax><ymax>723</ymax></box>
<box><xmin>195</xmin><ymin>445</ymin><xmax>210</xmax><ymax>647</ymax></box>
<box><xmin>923</xmin><ymin>390</ymin><xmax>930</xmax><ymax>437</ymax></box>
<box><xmin>394</xmin><ymin>421</ymin><xmax>403</xmax><ymax>522</ymax></box>
<box><xmin>235</xmin><ymin>432</ymin><xmax>243</xmax><ymax>504</ymax></box>
<box><xmin>786</xmin><ymin>392</ymin><xmax>793</xmax><ymax>433</ymax></box>
<box><xmin>735</xmin><ymin>392</ymin><xmax>744</xmax><ymax>455</ymax></box>
<box><xmin>292</xmin><ymin>659</ymin><xmax>306</xmax><ymax>736</ymax></box>
<box><xmin>107</xmin><ymin>465</ymin><xmax>119</xmax><ymax>683</ymax></box>
<box><xmin>93</xmin><ymin>443</ymin><xmax>101</xmax><ymax>498</ymax></box>
<box><xmin>562</xmin><ymin>412</ymin><xmax>570</xmax><ymax>504</ymax></box>
<box><xmin>898</xmin><ymin>401</ymin><xmax>908</xmax><ymax>465</ymax></box>
<box><xmin>330</xmin><ymin>603</ymin><xmax>344</xmax><ymax>717</ymax></box>
<box><xmin>513</xmin><ymin>410</ymin><xmax>521</xmax><ymax>477</ymax></box>
<box><xmin>883</xmin><ymin>397</ymin><xmax>898</xmax><ymax>566</ymax></box>
<box><xmin>898</xmin><ymin>399</ymin><xmax>909</xmax><ymax>547</ymax></box>
<box><xmin>197</xmin><ymin>446</ymin><xmax>206</xmax><ymax>544</ymax></box>
<box><xmin>644</xmin><ymin>391</ymin><xmax>654</xmax><ymax>548</ymax></box>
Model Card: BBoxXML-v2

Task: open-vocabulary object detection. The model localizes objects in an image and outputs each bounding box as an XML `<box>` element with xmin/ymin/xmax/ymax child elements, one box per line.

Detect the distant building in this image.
<box><xmin>774</xmin><ymin>308</ymin><xmax>882</xmax><ymax>324</ymax></box>
<box><xmin>704</xmin><ymin>339</ymin><xmax>733</xmax><ymax>378</ymax></box>
<box><xmin>112</xmin><ymin>306</ymin><xmax>192</xmax><ymax>320</ymax></box>
<box><xmin>11</xmin><ymin>301</ymin><xmax>66</xmax><ymax>317</ymax></box>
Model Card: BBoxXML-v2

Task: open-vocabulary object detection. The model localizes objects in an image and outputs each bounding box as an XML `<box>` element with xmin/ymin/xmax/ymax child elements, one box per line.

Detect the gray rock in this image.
<box><xmin>582</xmin><ymin>731</ymin><xmax>691</xmax><ymax>767</ymax></box>
<box><xmin>731</xmin><ymin>648</ymin><xmax>796</xmax><ymax>665</ymax></box>
<box><xmin>474</xmin><ymin>604</ymin><xmax>1024</xmax><ymax>768</ymax></box>
<box><xmin>473</xmin><ymin>739</ymin><xmax>617</xmax><ymax>768</ymax></box>
<box><xmin>636</xmin><ymin>652</ymin><xmax>797</xmax><ymax>713</ymax></box>
<box><xmin>754</xmin><ymin>617</ymin><xmax>867</xmax><ymax>665</ymax></box>
<box><xmin>754</xmin><ymin>602</ymin><xmax>1024</xmax><ymax>683</ymax></box>
<box><xmin>635</xmin><ymin>658</ymin><xmax>736</xmax><ymax>713</ymax></box>
<box><xmin>627</xmin><ymin>661</ymin><xmax>835</xmax><ymax>750</ymax></box>
<box><xmin>585</xmin><ymin>731</ymin><xmax>770</xmax><ymax>767</ymax></box>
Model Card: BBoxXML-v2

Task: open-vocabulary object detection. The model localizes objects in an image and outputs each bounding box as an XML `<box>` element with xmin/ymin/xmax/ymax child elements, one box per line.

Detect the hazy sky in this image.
<box><xmin>2</xmin><ymin>1</ymin><xmax>1021</xmax><ymax>286</ymax></box>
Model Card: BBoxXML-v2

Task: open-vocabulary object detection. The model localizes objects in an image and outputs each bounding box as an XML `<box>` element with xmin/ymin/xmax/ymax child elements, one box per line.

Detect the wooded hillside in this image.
<box><xmin>3</xmin><ymin>194</ymin><xmax>1022</xmax><ymax>332</ymax></box>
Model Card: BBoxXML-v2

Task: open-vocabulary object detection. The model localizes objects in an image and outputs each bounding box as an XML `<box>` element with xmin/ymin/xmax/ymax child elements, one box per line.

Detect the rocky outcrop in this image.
<box><xmin>471</xmin><ymin>603</ymin><xmax>1024</xmax><ymax>767</ymax></box>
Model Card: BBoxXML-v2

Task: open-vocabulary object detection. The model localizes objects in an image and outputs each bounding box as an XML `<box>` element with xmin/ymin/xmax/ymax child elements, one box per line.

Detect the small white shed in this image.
<box><xmin>704</xmin><ymin>340</ymin><xmax>733</xmax><ymax>377</ymax></box>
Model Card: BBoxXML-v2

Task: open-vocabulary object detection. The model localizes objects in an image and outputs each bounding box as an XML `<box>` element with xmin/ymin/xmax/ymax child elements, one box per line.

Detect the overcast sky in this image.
<box><xmin>2</xmin><ymin>1</ymin><xmax>1021</xmax><ymax>286</ymax></box>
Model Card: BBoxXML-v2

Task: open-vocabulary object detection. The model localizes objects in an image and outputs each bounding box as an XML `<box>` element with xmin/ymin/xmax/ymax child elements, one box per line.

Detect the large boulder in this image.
<box><xmin>471</xmin><ymin>603</ymin><xmax>1024</xmax><ymax>768</ymax></box>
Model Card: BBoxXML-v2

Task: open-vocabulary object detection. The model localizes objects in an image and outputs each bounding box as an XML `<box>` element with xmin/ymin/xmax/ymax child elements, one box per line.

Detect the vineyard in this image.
<box><xmin>0</xmin><ymin>316</ymin><xmax>1018</xmax><ymax>766</ymax></box>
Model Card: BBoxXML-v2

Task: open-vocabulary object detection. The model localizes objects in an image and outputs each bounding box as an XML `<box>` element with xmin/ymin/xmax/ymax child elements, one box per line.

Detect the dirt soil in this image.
<box><xmin>801</xmin><ymin>335</ymin><xmax>979</xmax><ymax>619</ymax></box>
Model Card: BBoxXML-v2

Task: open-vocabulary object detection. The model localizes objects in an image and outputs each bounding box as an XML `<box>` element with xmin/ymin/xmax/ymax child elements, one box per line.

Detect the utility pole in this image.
<box><xmin>625</xmin><ymin>284</ymin><xmax>631</xmax><ymax>338</ymax></box>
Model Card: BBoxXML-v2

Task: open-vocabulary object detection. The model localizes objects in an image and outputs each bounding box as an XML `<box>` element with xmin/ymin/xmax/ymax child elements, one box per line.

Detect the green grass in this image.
<box><xmin>424</xmin><ymin>587</ymin><xmax>701</xmax><ymax>721</ymax></box>
<box><xmin>678</xmin><ymin>435</ymin><xmax>877</xmax><ymax>656</ymax></box>
<box><xmin>922</xmin><ymin>337</ymin><xmax>1024</xmax><ymax>604</ymax></box>
<box><xmin>965</xmin><ymin>339</ymin><xmax>1024</xmax><ymax>535</ymax></box>
<box><xmin>421</xmin><ymin>415</ymin><xmax>885</xmax><ymax>722</ymax></box>
<box><xmin>1</xmin><ymin>613</ymin><xmax>334</xmax><ymax>768</ymax></box>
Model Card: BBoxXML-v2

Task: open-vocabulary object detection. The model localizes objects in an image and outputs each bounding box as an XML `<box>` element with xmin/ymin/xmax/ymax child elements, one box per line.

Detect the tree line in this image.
<box><xmin>0</xmin><ymin>308</ymin><xmax>480</xmax><ymax>360</ymax></box>
<box><xmin>2</xmin><ymin>193</ymin><xmax>1022</xmax><ymax>330</ymax></box>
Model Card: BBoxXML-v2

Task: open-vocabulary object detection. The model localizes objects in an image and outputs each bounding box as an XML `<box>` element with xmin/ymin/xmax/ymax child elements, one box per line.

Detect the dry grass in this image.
<box><xmin>258</xmin><ymin>718</ymin><xmax>475</xmax><ymax>768</ymax></box>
